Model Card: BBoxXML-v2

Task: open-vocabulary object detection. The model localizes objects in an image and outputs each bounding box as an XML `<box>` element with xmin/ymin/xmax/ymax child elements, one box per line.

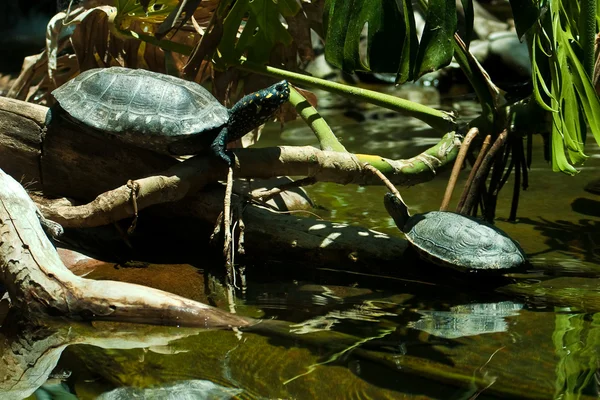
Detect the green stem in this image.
<box><xmin>580</xmin><ymin>0</ymin><xmax>596</xmax><ymax>77</ymax></box>
<box><xmin>354</xmin><ymin>131</ymin><xmax>459</xmax><ymax>175</ymax></box>
<box><xmin>289</xmin><ymin>87</ymin><xmax>347</xmax><ymax>152</ymax></box>
<box><xmin>238</xmin><ymin>60</ymin><xmax>457</xmax><ymax>133</ymax></box>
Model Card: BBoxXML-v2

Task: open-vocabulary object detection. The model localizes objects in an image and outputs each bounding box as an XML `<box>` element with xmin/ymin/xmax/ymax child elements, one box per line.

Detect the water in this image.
<box><xmin>10</xmin><ymin>87</ymin><xmax>600</xmax><ymax>399</ymax></box>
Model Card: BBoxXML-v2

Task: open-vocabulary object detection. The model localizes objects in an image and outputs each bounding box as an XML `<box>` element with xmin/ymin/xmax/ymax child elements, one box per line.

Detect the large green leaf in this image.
<box><xmin>217</xmin><ymin>0</ymin><xmax>250</xmax><ymax>64</ymax></box>
<box><xmin>248</xmin><ymin>0</ymin><xmax>297</xmax><ymax>44</ymax></box>
<box><xmin>460</xmin><ymin>0</ymin><xmax>474</xmax><ymax>48</ymax></box>
<box><xmin>396</xmin><ymin>0</ymin><xmax>418</xmax><ymax>83</ymax></box>
<box><xmin>508</xmin><ymin>0</ymin><xmax>540</xmax><ymax>40</ymax></box>
<box><xmin>414</xmin><ymin>0</ymin><xmax>456</xmax><ymax>78</ymax></box>
<box><xmin>323</xmin><ymin>0</ymin><xmax>405</xmax><ymax>72</ymax></box>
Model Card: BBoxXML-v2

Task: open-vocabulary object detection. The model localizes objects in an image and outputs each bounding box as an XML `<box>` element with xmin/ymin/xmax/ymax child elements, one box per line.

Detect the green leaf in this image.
<box><xmin>248</xmin><ymin>0</ymin><xmax>295</xmax><ymax>45</ymax></box>
<box><xmin>323</xmin><ymin>0</ymin><xmax>405</xmax><ymax>73</ymax></box>
<box><xmin>396</xmin><ymin>0</ymin><xmax>418</xmax><ymax>83</ymax></box>
<box><xmin>508</xmin><ymin>0</ymin><xmax>540</xmax><ymax>40</ymax></box>
<box><xmin>216</xmin><ymin>0</ymin><xmax>299</xmax><ymax>66</ymax></box>
<box><xmin>563</xmin><ymin>33</ymin><xmax>600</xmax><ymax>148</ymax></box>
<box><xmin>551</xmin><ymin>125</ymin><xmax>579</xmax><ymax>174</ymax></box>
<box><xmin>414</xmin><ymin>0</ymin><xmax>456</xmax><ymax>78</ymax></box>
<box><xmin>460</xmin><ymin>0</ymin><xmax>474</xmax><ymax>48</ymax></box>
<box><xmin>218</xmin><ymin>0</ymin><xmax>249</xmax><ymax>64</ymax></box>
<box><xmin>115</xmin><ymin>0</ymin><xmax>177</xmax><ymax>23</ymax></box>
<box><xmin>560</xmin><ymin>73</ymin><xmax>586</xmax><ymax>164</ymax></box>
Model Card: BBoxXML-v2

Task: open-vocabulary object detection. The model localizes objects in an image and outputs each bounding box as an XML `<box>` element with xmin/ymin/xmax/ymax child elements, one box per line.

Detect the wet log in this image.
<box><xmin>0</xmin><ymin>96</ymin><xmax>46</xmax><ymax>189</ymax></box>
<box><xmin>0</xmin><ymin>96</ymin><xmax>177</xmax><ymax>198</ymax></box>
<box><xmin>0</xmin><ymin>167</ymin><xmax>253</xmax><ymax>328</ymax></box>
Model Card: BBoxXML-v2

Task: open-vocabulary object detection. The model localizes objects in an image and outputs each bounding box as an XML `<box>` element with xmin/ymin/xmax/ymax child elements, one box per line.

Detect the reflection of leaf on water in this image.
<box><xmin>518</xmin><ymin>217</ymin><xmax>600</xmax><ymax>264</ymax></box>
<box><xmin>553</xmin><ymin>312</ymin><xmax>600</xmax><ymax>398</ymax></box>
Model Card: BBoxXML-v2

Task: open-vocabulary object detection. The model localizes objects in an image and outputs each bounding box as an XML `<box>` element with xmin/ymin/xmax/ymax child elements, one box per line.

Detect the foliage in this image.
<box><xmin>322</xmin><ymin>0</ymin><xmax>405</xmax><ymax>74</ymax></box>
<box><xmin>323</xmin><ymin>0</ymin><xmax>600</xmax><ymax>175</ymax></box>
<box><xmin>322</xmin><ymin>0</ymin><xmax>457</xmax><ymax>82</ymax></box>
<box><xmin>112</xmin><ymin>0</ymin><xmax>301</xmax><ymax>66</ymax></box>
<box><xmin>530</xmin><ymin>0</ymin><xmax>600</xmax><ymax>174</ymax></box>
<box><xmin>215</xmin><ymin>0</ymin><xmax>300</xmax><ymax>66</ymax></box>
<box><xmin>27</xmin><ymin>0</ymin><xmax>600</xmax><ymax>179</ymax></box>
<box><xmin>414</xmin><ymin>0</ymin><xmax>456</xmax><ymax>77</ymax></box>
<box><xmin>114</xmin><ymin>0</ymin><xmax>179</xmax><ymax>29</ymax></box>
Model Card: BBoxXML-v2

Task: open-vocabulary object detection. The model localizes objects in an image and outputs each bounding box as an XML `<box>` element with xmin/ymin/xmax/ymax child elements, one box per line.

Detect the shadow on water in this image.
<box><xmin>571</xmin><ymin>197</ymin><xmax>600</xmax><ymax>219</ymax></box>
<box><xmin>517</xmin><ymin>216</ymin><xmax>600</xmax><ymax>268</ymax></box>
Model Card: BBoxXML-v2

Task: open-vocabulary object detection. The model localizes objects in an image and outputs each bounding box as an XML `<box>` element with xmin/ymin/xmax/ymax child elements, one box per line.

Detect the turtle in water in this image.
<box><xmin>384</xmin><ymin>193</ymin><xmax>526</xmax><ymax>272</ymax></box>
<box><xmin>50</xmin><ymin>67</ymin><xmax>290</xmax><ymax>165</ymax></box>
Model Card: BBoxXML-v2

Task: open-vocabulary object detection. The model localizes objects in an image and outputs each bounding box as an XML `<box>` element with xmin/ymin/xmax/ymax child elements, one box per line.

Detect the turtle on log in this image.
<box><xmin>50</xmin><ymin>67</ymin><xmax>290</xmax><ymax>165</ymax></box>
<box><xmin>384</xmin><ymin>193</ymin><xmax>526</xmax><ymax>273</ymax></box>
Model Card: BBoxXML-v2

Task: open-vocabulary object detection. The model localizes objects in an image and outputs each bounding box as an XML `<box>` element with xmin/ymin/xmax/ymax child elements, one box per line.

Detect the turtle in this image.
<box><xmin>383</xmin><ymin>193</ymin><xmax>526</xmax><ymax>272</ymax></box>
<box><xmin>50</xmin><ymin>67</ymin><xmax>290</xmax><ymax>165</ymax></box>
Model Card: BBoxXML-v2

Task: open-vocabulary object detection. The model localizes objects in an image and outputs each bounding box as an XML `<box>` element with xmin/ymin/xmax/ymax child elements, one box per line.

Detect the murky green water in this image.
<box><xmin>21</xmin><ymin>87</ymin><xmax>600</xmax><ymax>399</ymax></box>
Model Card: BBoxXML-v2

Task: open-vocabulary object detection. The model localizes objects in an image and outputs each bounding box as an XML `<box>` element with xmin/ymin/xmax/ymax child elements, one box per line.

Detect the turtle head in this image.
<box><xmin>383</xmin><ymin>192</ymin><xmax>410</xmax><ymax>232</ymax></box>
<box><xmin>228</xmin><ymin>80</ymin><xmax>290</xmax><ymax>138</ymax></box>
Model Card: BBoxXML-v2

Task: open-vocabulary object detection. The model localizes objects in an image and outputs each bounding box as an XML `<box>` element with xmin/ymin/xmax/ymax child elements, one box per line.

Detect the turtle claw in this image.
<box><xmin>218</xmin><ymin>150</ymin><xmax>234</xmax><ymax>167</ymax></box>
<box><xmin>210</xmin><ymin>128</ymin><xmax>234</xmax><ymax>166</ymax></box>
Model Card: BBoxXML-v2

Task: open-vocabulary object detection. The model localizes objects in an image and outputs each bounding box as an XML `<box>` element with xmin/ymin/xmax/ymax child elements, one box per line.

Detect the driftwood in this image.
<box><xmin>0</xmin><ymin>167</ymin><xmax>253</xmax><ymax>328</ymax></box>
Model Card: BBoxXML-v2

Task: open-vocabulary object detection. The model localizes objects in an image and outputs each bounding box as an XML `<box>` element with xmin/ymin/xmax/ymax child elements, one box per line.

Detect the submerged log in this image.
<box><xmin>0</xmin><ymin>167</ymin><xmax>253</xmax><ymax>328</ymax></box>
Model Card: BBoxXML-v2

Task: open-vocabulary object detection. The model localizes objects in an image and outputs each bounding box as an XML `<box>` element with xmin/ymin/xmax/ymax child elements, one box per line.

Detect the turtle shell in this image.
<box><xmin>51</xmin><ymin>67</ymin><xmax>230</xmax><ymax>155</ymax></box>
<box><xmin>404</xmin><ymin>211</ymin><xmax>526</xmax><ymax>272</ymax></box>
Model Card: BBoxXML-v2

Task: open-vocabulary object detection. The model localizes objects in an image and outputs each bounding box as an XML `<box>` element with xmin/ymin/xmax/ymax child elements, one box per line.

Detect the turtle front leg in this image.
<box><xmin>210</xmin><ymin>127</ymin><xmax>234</xmax><ymax>166</ymax></box>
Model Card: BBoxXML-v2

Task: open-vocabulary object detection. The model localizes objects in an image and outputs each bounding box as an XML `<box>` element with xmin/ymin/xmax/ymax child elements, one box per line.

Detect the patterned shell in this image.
<box><xmin>52</xmin><ymin>67</ymin><xmax>229</xmax><ymax>138</ymax></box>
<box><xmin>404</xmin><ymin>211</ymin><xmax>526</xmax><ymax>271</ymax></box>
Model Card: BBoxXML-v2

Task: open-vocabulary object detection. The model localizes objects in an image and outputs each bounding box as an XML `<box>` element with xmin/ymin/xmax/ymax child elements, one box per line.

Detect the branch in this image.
<box><xmin>39</xmin><ymin>139</ymin><xmax>460</xmax><ymax>228</ymax></box>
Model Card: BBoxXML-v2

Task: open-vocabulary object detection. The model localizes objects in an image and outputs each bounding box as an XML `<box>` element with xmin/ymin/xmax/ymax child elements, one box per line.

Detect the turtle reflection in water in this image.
<box><xmin>384</xmin><ymin>193</ymin><xmax>526</xmax><ymax>272</ymax></box>
<box><xmin>51</xmin><ymin>67</ymin><xmax>290</xmax><ymax>165</ymax></box>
